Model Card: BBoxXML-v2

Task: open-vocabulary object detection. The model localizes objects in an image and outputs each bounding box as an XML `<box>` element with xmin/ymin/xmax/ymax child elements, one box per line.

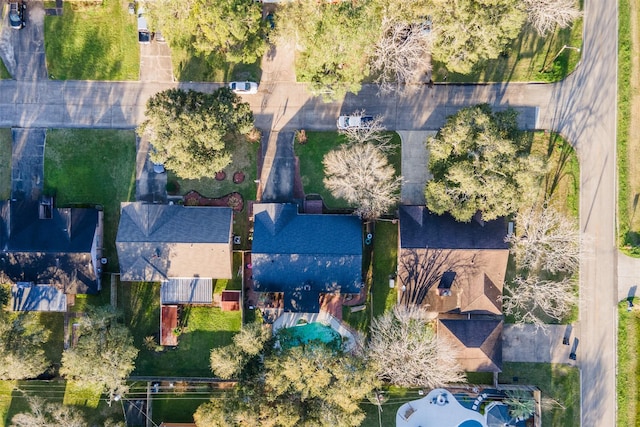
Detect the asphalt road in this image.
<box><xmin>0</xmin><ymin>0</ymin><xmax>619</xmax><ymax>422</ymax></box>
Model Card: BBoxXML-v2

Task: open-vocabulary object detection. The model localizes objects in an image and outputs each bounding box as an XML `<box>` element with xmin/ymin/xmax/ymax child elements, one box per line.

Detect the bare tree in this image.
<box><xmin>11</xmin><ymin>397</ymin><xmax>86</xmax><ymax>427</ymax></box>
<box><xmin>503</xmin><ymin>275</ymin><xmax>578</xmax><ymax>326</ymax></box>
<box><xmin>371</xmin><ymin>17</ymin><xmax>434</xmax><ymax>94</ymax></box>
<box><xmin>368</xmin><ymin>306</ymin><xmax>465</xmax><ymax>388</ymax></box>
<box><xmin>398</xmin><ymin>249</ymin><xmax>468</xmax><ymax>307</ymax></box>
<box><xmin>339</xmin><ymin>111</ymin><xmax>391</xmax><ymax>148</ymax></box>
<box><xmin>523</xmin><ymin>0</ymin><xmax>582</xmax><ymax>36</ymax></box>
<box><xmin>323</xmin><ymin>142</ymin><xmax>402</xmax><ymax>221</ymax></box>
<box><xmin>506</xmin><ymin>205</ymin><xmax>580</xmax><ymax>274</ymax></box>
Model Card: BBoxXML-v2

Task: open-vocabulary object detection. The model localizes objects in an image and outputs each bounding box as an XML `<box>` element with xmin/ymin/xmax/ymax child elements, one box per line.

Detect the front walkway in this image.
<box><xmin>398</xmin><ymin>130</ymin><xmax>435</xmax><ymax>205</ymax></box>
<box><xmin>11</xmin><ymin>128</ymin><xmax>45</xmax><ymax>201</ymax></box>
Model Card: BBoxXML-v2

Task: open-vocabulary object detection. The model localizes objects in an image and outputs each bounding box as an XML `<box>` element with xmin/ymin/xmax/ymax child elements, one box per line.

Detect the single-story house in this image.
<box><xmin>398</xmin><ymin>206</ymin><xmax>509</xmax><ymax>315</ymax></box>
<box><xmin>116</xmin><ymin>202</ymin><xmax>234</xmax><ymax>345</ymax></box>
<box><xmin>398</xmin><ymin>206</ymin><xmax>508</xmax><ymax>373</ymax></box>
<box><xmin>251</xmin><ymin>203</ymin><xmax>363</xmax><ymax>313</ymax></box>
<box><xmin>0</xmin><ymin>198</ymin><xmax>103</xmax><ymax>312</ymax></box>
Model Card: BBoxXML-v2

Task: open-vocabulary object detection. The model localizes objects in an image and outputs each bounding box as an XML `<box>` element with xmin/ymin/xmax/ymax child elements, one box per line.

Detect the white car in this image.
<box><xmin>337</xmin><ymin>114</ymin><xmax>374</xmax><ymax>130</ymax></box>
<box><xmin>229</xmin><ymin>81</ymin><xmax>259</xmax><ymax>95</ymax></box>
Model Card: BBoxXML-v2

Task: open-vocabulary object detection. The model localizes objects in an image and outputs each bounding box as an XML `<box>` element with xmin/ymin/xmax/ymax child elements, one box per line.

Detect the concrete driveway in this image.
<box><xmin>139</xmin><ymin>39</ymin><xmax>173</xmax><ymax>82</ymax></box>
<box><xmin>135</xmin><ymin>135</ymin><xmax>166</xmax><ymax>203</ymax></box>
<box><xmin>398</xmin><ymin>131</ymin><xmax>435</xmax><ymax>205</ymax></box>
<box><xmin>6</xmin><ymin>0</ymin><xmax>48</xmax><ymax>80</ymax></box>
<box><xmin>502</xmin><ymin>324</ymin><xmax>580</xmax><ymax>366</ymax></box>
<box><xmin>11</xmin><ymin>128</ymin><xmax>45</xmax><ymax>201</ymax></box>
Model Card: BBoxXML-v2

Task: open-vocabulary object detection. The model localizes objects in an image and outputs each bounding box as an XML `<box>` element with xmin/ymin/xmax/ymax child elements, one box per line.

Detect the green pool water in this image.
<box><xmin>279</xmin><ymin>322</ymin><xmax>341</xmax><ymax>349</ymax></box>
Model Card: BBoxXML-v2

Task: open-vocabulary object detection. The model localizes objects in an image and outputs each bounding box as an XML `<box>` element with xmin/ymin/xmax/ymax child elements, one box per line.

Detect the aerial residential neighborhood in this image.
<box><xmin>0</xmin><ymin>0</ymin><xmax>635</xmax><ymax>425</ymax></box>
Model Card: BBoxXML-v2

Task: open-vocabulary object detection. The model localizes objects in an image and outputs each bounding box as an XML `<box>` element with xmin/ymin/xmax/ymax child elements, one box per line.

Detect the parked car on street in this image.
<box><xmin>9</xmin><ymin>1</ymin><xmax>26</xmax><ymax>30</ymax></box>
<box><xmin>337</xmin><ymin>114</ymin><xmax>374</xmax><ymax>130</ymax></box>
<box><xmin>229</xmin><ymin>81</ymin><xmax>259</xmax><ymax>95</ymax></box>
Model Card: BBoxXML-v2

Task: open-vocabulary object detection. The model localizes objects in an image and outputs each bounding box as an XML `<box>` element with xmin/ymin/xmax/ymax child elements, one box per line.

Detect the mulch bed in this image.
<box><xmin>183</xmin><ymin>190</ymin><xmax>244</xmax><ymax>212</ymax></box>
<box><xmin>233</xmin><ymin>171</ymin><xmax>245</xmax><ymax>184</ymax></box>
<box><xmin>215</xmin><ymin>171</ymin><xmax>226</xmax><ymax>181</ymax></box>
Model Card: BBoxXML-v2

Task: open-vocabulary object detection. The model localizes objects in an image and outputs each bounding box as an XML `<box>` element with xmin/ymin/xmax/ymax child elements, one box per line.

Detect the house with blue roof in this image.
<box><xmin>0</xmin><ymin>198</ymin><xmax>103</xmax><ymax>312</ymax></box>
<box><xmin>251</xmin><ymin>203</ymin><xmax>363</xmax><ymax>313</ymax></box>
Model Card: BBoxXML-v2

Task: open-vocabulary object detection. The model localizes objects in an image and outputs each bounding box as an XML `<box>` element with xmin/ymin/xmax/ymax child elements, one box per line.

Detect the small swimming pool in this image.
<box><xmin>458</xmin><ymin>420</ymin><xmax>484</xmax><ymax>427</ymax></box>
<box><xmin>278</xmin><ymin>322</ymin><xmax>342</xmax><ymax>349</ymax></box>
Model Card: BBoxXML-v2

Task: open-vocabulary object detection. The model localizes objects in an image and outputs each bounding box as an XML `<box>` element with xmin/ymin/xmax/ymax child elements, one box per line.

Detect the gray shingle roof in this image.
<box><xmin>0</xmin><ymin>201</ymin><xmax>100</xmax><ymax>294</ymax></box>
<box><xmin>251</xmin><ymin>204</ymin><xmax>363</xmax><ymax>312</ymax></box>
<box><xmin>438</xmin><ymin>318</ymin><xmax>503</xmax><ymax>372</ymax></box>
<box><xmin>399</xmin><ymin>206</ymin><xmax>509</xmax><ymax>249</ymax></box>
<box><xmin>116</xmin><ymin>203</ymin><xmax>233</xmax><ymax>281</ymax></box>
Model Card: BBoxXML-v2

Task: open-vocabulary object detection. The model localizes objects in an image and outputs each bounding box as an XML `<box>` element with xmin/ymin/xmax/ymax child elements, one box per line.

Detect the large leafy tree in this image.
<box><xmin>276</xmin><ymin>0</ymin><xmax>379</xmax><ymax>98</ymax></box>
<box><xmin>142</xmin><ymin>0</ymin><xmax>266</xmax><ymax>65</ymax></box>
<box><xmin>0</xmin><ymin>312</ymin><xmax>50</xmax><ymax>380</ymax></box>
<box><xmin>430</xmin><ymin>0</ymin><xmax>527</xmax><ymax>74</ymax></box>
<box><xmin>425</xmin><ymin>104</ymin><xmax>545</xmax><ymax>222</ymax></box>
<box><xmin>60</xmin><ymin>307</ymin><xmax>138</xmax><ymax>405</ymax></box>
<box><xmin>139</xmin><ymin>88</ymin><xmax>254</xmax><ymax>179</ymax></box>
<box><xmin>198</xmin><ymin>333</ymin><xmax>378</xmax><ymax>426</ymax></box>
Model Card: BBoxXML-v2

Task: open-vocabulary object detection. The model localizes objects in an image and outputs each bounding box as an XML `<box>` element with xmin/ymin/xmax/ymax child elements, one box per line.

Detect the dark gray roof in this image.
<box><xmin>117</xmin><ymin>203</ymin><xmax>232</xmax><ymax>243</ymax></box>
<box><xmin>116</xmin><ymin>202</ymin><xmax>233</xmax><ymax>281</ymax></box>
<box><xmin>251</xmin><ymin>204</ymin><xmax>363</xmax><ymax>312</ymax></box>
<box><xmin>439</xmin><ymin>318</ymin><xmax>503</xmax><ymax>372</ymax></box>
<box><xmin>161</xmin><ymin>278</ymin><xmax>213</xmax><ymax>304</ymax></box>
<box><xmin>399</xmin><ymin>206</ymin><xmax>509</xmax><ymax>249</ymax></box>
<box><xmin>12</xmin><ymin>284</ymin><xmax>67</xmax><ymax>312</ymax></box>
<box><xmin>0</xmin><ymin>201</ymin><xmax>100</xmax><ymax>294</ymax></box>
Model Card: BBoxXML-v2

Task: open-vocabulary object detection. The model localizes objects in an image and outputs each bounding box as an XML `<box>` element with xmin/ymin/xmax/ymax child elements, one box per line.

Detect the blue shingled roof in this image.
<box><xmin>252</xmin><ymin>204</ymin><xmax>363</xmax><ymax>312</ymax></box>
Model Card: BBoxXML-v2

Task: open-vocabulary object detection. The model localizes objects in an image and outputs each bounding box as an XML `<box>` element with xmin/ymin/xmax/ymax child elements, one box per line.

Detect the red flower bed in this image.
<box><xmin>215</xmin><ymin>171</ymin><xmax>226</xmax><ymax>181</ymax></box>
<box><xmin>233</xmin><ymin>171</ymin><xmax>245</xmax><ymax>184</ymax></box>
<box><xmin>183</xmin><ymin>190</ymin><xmax>244</xmax><ymax>212</ymax></box>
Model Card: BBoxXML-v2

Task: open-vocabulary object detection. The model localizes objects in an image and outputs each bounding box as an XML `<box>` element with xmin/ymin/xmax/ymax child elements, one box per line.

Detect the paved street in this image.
<box><xmin>0</xmin><ymin>0</ymin><xmax>620</xmax><ymax>422</ymax></box>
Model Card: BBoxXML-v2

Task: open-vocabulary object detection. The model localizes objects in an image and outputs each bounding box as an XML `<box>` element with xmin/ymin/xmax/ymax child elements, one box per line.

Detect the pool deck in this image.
<box><xmin>396</xmin><ymin>389</ymin><xmax>487</xmax><ymax>427</ymax></box>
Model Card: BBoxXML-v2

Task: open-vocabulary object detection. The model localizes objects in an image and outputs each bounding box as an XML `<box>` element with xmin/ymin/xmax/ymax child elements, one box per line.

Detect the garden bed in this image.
<box><xmin>183</xmin><ymin>190</ymin><xmax>244</xmax><ymax>212</ymax></box>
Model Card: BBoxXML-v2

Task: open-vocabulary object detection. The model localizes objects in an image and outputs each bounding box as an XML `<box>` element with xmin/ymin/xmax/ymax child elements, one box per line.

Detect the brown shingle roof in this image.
<box><xmin>438</xmin><ymin>318</ymin><xmax>503</xmax><ymax>372</ymax></box>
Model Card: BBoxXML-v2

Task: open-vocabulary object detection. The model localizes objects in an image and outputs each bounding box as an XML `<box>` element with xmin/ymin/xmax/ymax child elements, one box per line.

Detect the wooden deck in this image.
<box><xmin>161</xmin><ymin>305</ymin><xmax>178</xmax><ymax>346</ymax></box>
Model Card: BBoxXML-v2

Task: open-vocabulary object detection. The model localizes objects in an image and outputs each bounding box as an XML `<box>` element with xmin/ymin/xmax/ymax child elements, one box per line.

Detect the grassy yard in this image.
<box><xmin>44</xmin><ymin>129</ymin><xmax>136</xmax><ymax>266</ymax></box>
<box><xmin>434</xmin><ymin>14</ymin><xmax>583</xmax><ymax>83</ymax></box>
<box><xmin>213</xmin><ymin>252</ymin><xmax>244</xmax><ymax>294</ymax></box>
<box><xmin>44</xmin><ymin>0</ymin><xmax>139</xmax><ymax>80</ymax></box>
<box><xmin>0</xmin><ymin>129</ymin><xmax>11</xmax><ymax>200</ymax></box>
<box><xmin>37</xmin><ymin>312</ymin><xmax>65</xmax><ymax>369</ymax></box>
<box><xmin>168</xmin><ymin>138</ymin><xmax>259</xmax><ymax>250</ymax></box>
<box><xmin>295</xmin><ymin>132</ymin><xmax>402</xmax><ymax>210</ymax></box>
<box><xmin>0</xmin><ymin>61</ymin><xmax>10</xmax><ymax>79</ymax></box>
<box><xmin>171</xmin><ymin>44</ymin><xmax>262</xmax><ymax>82</ymax></box>
<box><xmin>618</xmin><ymin>298</ymin><xmax>640</xmax><ymax>425</ymax></box>
<box><xmin>499</xmin><ymin>363</ymin><xmax>580</xmax><ymax>427</ymax></box>
<box><xmin>361</xmin><ymin>386</ymin><xmax>423</xmax><ymax>427</ymax></box>
<box><xmin>0</xmin><ymin>381</ymin><xmax>122</xmax><ymax>427</ymax></box>
<box><xmin>618</xmin><ymin>0</ymin><xmax>640</xmax><ymax>255</ymax></box>
<box><xmin>119</xmin><ymin>281</ymin><xmax>242</xmax><ymax>377</ymax></box>
<box><xmin>527</xmin><ymin>131</ymin><xmax>580</xmax><ymax>218</ymax></box>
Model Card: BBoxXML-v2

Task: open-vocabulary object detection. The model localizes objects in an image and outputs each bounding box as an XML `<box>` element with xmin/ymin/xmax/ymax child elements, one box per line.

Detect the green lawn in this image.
<box><xmin>151</xmin><ymin>385</ymin><xmax>224</xmax><ymax>424</ymax></box>
<box><xmin>119</xmin><ymin>281</ymin><xmax>242</xmax><ymax>377</ymax></box>
<box><xmin>44</xmin><ymin>0</ymin><xmax>139</xmax><ymax>80</ymax></box>
<box><xmin>44</xmin><ymin>129</ymin><xmax>136</xmax><ymax>266</ymax></box>
<box><xmin>618</xmin><ymin>0</ymin><xmax>640</xmax><ymax>255</ymax></box>
<box><xmin>295</xmin><ymin>132</ymin><xmax>402</xmax><ymax>211</ymax></box>
<box><xmin>371</xmin><ymin>221</ymin><xmax>398</xmax><ymax>318</ymax></box>
<box><xmin>0</xmin><ymin>381</ymin><xmax>122</xmax><ymax>427</ymax></box>
<box><xmin>618</xmin><ymin>298</ymin><xmax>640</xmax><ymax>425</ymax></box>
<box><xmin>434</xmin><ymin>13</ymin><xmax>583</xmax><ymax>83</ymax></box>
<box><xmin>169</xmin><ymin>137</ymin><xmax>259</xmax><ymax>250</ymax></box>
<box><xmin>171</xmin><ymin>43</ymin><xmax>262</xmax><ymax>82</ymax></box>
<box><xmin>37</xmin><ymin>313</ymin><xmax>64</xmax><ymax>369</ymax></box>
<box><xmin>0</xmin><ymin>60</ymin><xmax>10</xmax><ymax>79</ymax></box>
<box><xmin>0</xmin><ymin>129</ymin><xmax>11</xmax><ymax>200</ymax></box>
<box><xmin>528</xmin><ymin>131</ymin><xmax>580</xmax><ymax>218</ymax></box>
<box><xmin>499</xmin><ymin>363</ymin><xmax>580</xmax><ymax>426</ymax></box>
<box><xmin>361</xmin><ymin>386</ymin><xmax>423</xmax><ymax>427</ymax></box>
